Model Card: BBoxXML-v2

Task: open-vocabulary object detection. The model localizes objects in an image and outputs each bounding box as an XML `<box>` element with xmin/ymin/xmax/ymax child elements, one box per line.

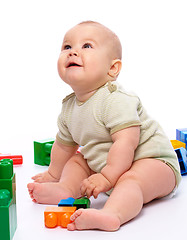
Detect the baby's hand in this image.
<box><xmin>81</xmin><ymin>173</ymin><xmax>112</xmax><ymax>199</ymax></box>
<box><xmin>31</xmin><ymin>170</ymin><xmax>59</xmax><ymax>183</ymax></box>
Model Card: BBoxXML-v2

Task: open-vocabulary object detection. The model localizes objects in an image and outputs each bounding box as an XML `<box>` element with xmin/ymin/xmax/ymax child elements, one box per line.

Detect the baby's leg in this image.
<box><xmin>68</xmin><ymin>158</ymin><xmax>176</xmax><ymax>231</ymax></box>
<box><xmin>27</xmin><ymin>153</ymin><xmax>92</xmax><ymax>204</ymax></box>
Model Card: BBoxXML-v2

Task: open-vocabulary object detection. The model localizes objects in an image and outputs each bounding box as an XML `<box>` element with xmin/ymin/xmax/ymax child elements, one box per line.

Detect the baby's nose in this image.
<box><xmin>69</xmin><ymin>49</ymin><xmax>78</xmax><ymax>57</ymax></box>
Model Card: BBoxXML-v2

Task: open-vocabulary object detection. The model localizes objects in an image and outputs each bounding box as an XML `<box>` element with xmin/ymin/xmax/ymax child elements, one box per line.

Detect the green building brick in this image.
<box><xmin>73</xmin><ymin>197</ymin><xmax>90</xmax><ymax>209</ymax></box>
<box><xmin>34</xmin><ymin>139</ymin><xmax>55</xmax><ymax>166</ymax></box>
<box><xmin>0</xmin><ymin>159</ymin><xmax>17</xmax><ymax>240</ymax></box>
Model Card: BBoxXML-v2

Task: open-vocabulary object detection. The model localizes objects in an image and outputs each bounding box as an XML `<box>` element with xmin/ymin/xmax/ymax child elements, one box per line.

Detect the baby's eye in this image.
<box><xmin>83</xmin><ymin>43</ymin><xmax>92</xmax><ymax>49</ymax></box>
<box><xmin>64</xmin><ymin>45</ymin><xmax>71</xmax><ymax>50</ymax></box>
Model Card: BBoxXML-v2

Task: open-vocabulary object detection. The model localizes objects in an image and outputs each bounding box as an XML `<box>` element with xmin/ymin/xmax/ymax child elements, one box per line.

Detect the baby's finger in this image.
<box><xmin>80</xmin><ymin>179</ymin><xmax>89</xmax><ymax>196</ymax></box>
<box><xmin>34</xmin><ymin>177</ymin><xmax>45</xmax><ymax>183</ymax></box>
<box><xmin>31</xmin><ymin>173</ymin><xmax>42</xmax><ymax>180</ymax></box>
<box><xmin>85</xmin><ymin>183</ymin><xmax>95</xmax><ymax>198</ymax></box>
<box><xmin>93</xmin><ymin>187</ymin><xmax>101</xmax><ymax>199</ymax></box>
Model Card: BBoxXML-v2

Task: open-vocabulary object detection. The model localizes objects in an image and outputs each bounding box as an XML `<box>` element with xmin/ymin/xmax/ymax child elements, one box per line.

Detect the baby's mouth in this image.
<box><xmin>67</xmin><ymin>62</ymin><xmax>82</xmax><ymax>68</ymax></box>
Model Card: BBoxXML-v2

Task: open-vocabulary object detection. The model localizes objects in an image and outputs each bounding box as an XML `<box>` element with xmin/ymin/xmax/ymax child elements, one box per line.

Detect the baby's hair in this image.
<box><xmin>78</xmin><ymin>21</ymin><xmax>122</xmax><ymax>60</ymax></box>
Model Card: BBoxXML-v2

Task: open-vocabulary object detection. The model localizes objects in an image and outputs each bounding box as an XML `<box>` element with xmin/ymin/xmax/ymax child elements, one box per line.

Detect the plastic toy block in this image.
<box><xmin>176</xmin><ymin>128</ymin><xmax>187</xmax><ymax>149</ymax></box>
<box><xmin>170</xmin><ymin>140</ymin><xmax>186</xmax><ymax>150</ymax></box>
<box><xmin>0</xmin><ymin>159</ymin><xmax>17</xmax><ymax>240</ymax></box>
<box><xmin>0</xmin><ymin>154</ymin><xmax>23</xmax><ymax>165</ymax></box>
<box><xmin>58</xmin><ymin>197</ymin><xmax>75</xmax><ymax>207</ymax></box>
<box><xmin>44</xmin><ymin>206</ymin><xmax>76</xmax><ymax>228</ymax></box>
<box><xmin>58</xmin><ymin>197</ymin><xmax>90</xmax><ymax>209</ymax></box>
<box><xmin>34</xmin><ymin>139</ymin><xmax>55</xmax><ymax>166</ymax></box>
<box><xmin>73</xmin><ymin>197</ymin><xmax>90</xmax><ymax>209</ymax></box>
<box><xmin>175</xmin><ymin>147</ymin><xmax>187</xmax><ymax>175</ymax></box>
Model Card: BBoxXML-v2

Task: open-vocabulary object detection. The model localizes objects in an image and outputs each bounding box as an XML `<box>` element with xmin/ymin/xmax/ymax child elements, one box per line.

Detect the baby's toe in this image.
<box><xmin>67</xmin><ymin>222</ymin><xmax>76</xmax><ymax>231</ymax></box>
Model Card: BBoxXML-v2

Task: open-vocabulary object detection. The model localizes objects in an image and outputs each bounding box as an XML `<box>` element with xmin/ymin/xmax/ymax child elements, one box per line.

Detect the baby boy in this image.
<box><xmin>28</xmin><ymin>21</ymin><xmax>181</xmax><ymax>231</ymax></box>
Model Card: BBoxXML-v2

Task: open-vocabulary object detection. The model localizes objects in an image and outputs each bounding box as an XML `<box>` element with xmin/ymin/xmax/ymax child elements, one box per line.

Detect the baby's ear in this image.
<box><xmin>108</xmin><ymin>59</ymin><xmax>122</xmax><ymax>78</ymax></box>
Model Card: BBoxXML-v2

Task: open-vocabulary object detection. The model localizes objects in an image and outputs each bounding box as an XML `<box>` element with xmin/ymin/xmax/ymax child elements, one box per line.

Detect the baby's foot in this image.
<box><xmin>27</xmin><ymin>182</ymin><xmax>74</xmax><ymax>204</ymax></box>
<box><xmin>31</xmin><ymin>170</ymin><xmax>59</xmax><ymax>183</ymax></box>
<box><xmin>67</xmin><ymin>209</ymin><xmax>120</xmax><ymax>231</ymax></box>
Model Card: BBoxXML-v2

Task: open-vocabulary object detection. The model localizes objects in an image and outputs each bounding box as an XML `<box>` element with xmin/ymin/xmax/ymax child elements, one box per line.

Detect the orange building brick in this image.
<box><xmin>170</xmin><ymin>140</ymin><xmax>186</xmax><ymax>149</ymax></box>
<box><xmin>44</xmin><ymin>206</ymin><xmax>76</xmax><ymax>228</ymax></box>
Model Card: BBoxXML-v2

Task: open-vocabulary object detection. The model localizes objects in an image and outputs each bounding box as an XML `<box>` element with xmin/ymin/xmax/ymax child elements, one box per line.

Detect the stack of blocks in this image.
<box><xmin>171</xmin><ymin>128</ymin><xmax>187</xmax><ymax>175</ymax></box>
<box><xmin>44</xmin><ymin>197</ymin><xmax>90</xmax><ymax>228</ymax></box>
<box><xmin>0</xmin><ymin>159</ymin><xmax>17</xmax><ymax>240</ymax></box>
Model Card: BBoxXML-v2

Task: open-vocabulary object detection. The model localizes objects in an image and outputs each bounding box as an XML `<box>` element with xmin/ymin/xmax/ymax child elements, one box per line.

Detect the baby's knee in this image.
<box><xmin>116</xmin><ymin>170</ymin><xmax>141</xmax><ymax>186</ymax></box>
<box><xmin>69</xmin><ymin>153</ymin><xmax>84</xmax><ymax>163</ymax></box>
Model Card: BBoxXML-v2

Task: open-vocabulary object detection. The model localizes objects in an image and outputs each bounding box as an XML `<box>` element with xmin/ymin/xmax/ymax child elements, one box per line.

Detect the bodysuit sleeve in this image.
<box><xmin>56</xmin><ymin>108</ymin><xmax>78</xmax><ymax>146</ymax></box>
<box><xmin>102</xmin><ymin>91</ymin><xmax>142</xmax><ymax>135</ymax></box>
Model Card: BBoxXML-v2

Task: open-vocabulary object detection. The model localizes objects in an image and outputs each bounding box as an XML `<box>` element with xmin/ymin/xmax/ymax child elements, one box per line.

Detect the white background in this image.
<box><xmin>0</xmin><ymin>0</ymin><xmax>187</xmax><ymax>239</ymax></box>
<box><xmin>0</xmin><ymin>0</ymin><xmax>186</xmax><ymax>153</ymax></box>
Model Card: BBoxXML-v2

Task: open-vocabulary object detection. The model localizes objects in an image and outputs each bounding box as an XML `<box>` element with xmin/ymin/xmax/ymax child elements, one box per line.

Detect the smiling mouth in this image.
<box><xmin>67</xmin><ymin>62</ymin><xmax>82</xmax><ymax>68</ymax></box>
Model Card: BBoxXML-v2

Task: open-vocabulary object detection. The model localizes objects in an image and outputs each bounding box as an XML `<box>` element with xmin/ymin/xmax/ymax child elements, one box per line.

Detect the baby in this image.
<box><xmin>28</xmin><ymin>21</ymin><xmax>181</xmax><ymax>231</ymax></box>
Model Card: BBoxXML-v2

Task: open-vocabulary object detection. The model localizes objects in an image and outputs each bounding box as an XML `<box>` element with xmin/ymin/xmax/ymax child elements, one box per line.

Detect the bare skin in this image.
<box><xmin>28</xmin><ymin>152</ymin><xmax>92</xmax><ymax>204</ymax></box>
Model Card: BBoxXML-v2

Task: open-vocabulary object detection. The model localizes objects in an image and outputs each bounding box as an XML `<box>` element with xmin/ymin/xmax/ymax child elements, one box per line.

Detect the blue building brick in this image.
<box><xmin>176</xmin><ymin>128</ymin><xmax>187</xmax><ymax>149</ymax></box>
<box><xmin>175</xmin><ymin>147</ymin><xmax>187</xmax><ymax>175</ymax></box>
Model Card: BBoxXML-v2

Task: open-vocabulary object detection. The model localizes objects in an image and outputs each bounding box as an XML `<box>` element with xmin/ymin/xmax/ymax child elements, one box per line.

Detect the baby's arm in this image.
<box><xmin>32</xmin><ymin>139</ymin><xmax>79</xmax><ymax>182</ymax></box>
<box><xmin>101</xmin><ymin>126</ymin><xmax>140</xmax><ymax>186</ymax></box>
<box><xmin>81</xmin><ymin>126</ymin><xmax>140</xmax><ymax>198</ymax></box>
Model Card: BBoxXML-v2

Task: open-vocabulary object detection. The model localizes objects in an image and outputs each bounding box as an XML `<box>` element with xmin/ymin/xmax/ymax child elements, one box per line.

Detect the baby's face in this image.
<box><xmin>58</xmin><ymin>24</ymin><xmax>114</xmax><ymax>92</ymax></box>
